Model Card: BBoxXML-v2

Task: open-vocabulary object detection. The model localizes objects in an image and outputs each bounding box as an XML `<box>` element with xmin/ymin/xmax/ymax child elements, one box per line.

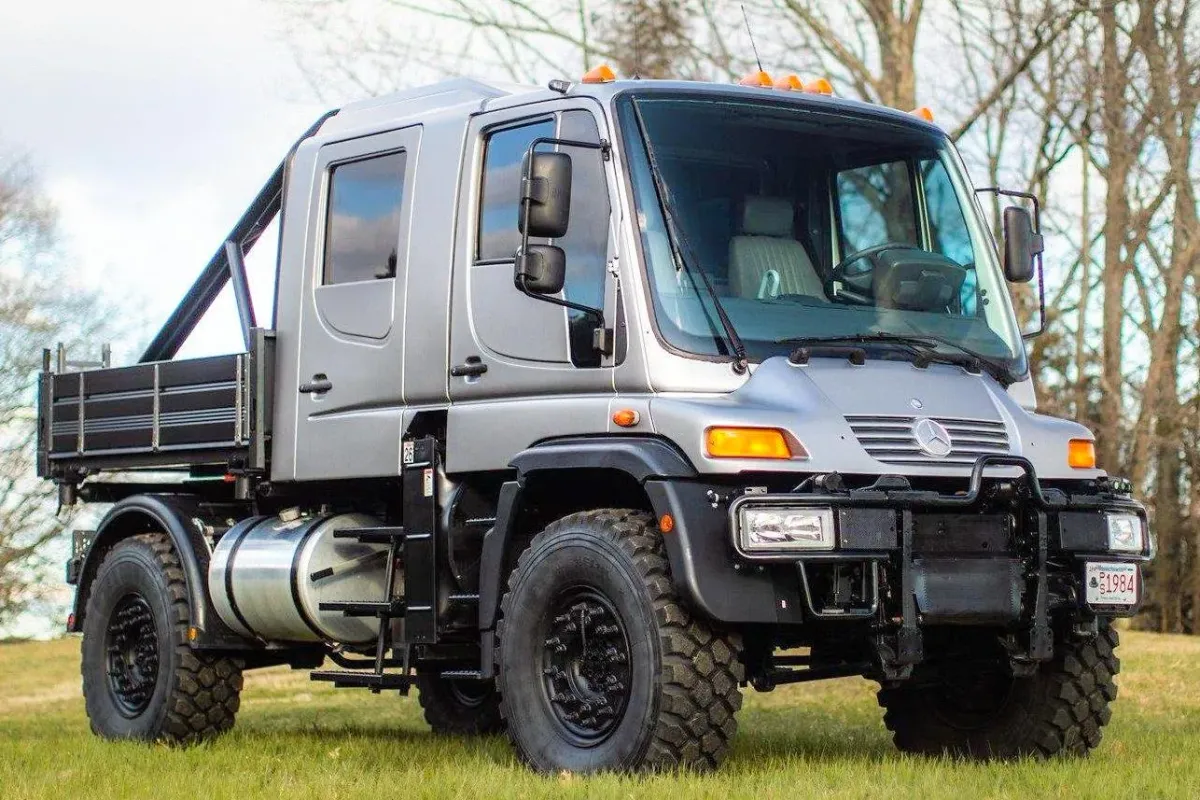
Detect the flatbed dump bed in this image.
<box><xmin>37</xmin><ymin>331</ymin><xmax>273</xmax><ymax>479</ymax></box>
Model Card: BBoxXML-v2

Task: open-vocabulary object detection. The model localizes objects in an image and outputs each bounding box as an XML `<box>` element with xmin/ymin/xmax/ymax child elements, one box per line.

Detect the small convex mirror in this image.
<box><xmin>518</xmin><ymin>152</ymin><xmax>572</xmax><ymax>238</ymax></box>
<box><xmin>514</xmin><ymin>245</ymin><xmax>566</xmax><ymax>294</ymax></box>
<box><xmin>1002</xmin><ymin>205</ymin><xmax>1042</xmax><ymax>283</ymax></box>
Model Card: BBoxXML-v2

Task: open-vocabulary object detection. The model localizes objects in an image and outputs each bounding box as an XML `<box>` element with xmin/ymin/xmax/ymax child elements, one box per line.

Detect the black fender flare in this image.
<box><xmin>478</xmin><ymin>436</ymin><xmax>698</xmax><ymax>637</ymax></box>
<box><xmin>508</xmin><ymin>435</ymin><xmax>698</xmax><ymax>483</ymax></box>
<box><xmin>69</xmin><ymin>494</ymin><xmax>246</xmax><ymax>648</ymax></box>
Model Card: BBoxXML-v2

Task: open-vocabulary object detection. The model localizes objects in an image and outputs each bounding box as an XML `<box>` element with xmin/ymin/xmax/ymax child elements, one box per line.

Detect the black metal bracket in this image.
<box><xmin>1029</xmin><ymin>510</ymin><xmax>1054</xmax><ymax>660</ymax></box>
<box><xmin>897</xmin><ymin>510</ymin><xmax>923</xmax><ymax>665</ymax></box>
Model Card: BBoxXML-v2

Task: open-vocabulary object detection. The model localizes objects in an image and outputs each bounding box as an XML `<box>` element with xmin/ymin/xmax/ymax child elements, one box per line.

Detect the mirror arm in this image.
<box><xmin>514</xmin><ymin>272</ymin><xmax>604</xmax><ymax>324</ymax></box>
<box><xmin>517</xmin><ymin>136</ymin><xmax>609</xmax><ymax>339</ymax></box>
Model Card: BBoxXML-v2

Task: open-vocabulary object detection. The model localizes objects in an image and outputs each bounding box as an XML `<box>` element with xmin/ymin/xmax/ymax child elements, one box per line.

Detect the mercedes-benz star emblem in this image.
<box><xmin>913</xmin><ymin>418</ymin><xmax>953</xmax><ymax>458</ymax></box>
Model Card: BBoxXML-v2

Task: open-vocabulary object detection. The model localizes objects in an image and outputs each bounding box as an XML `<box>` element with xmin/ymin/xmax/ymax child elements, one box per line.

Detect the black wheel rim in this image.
<box><xmin>104</xmin><ymin>593</ymin><xmax>160</xmax><ymax>717</ymax></box>
<box><xmin>540</xmin><ymin>586</ymin><xmax>632</xmax><ymax>746</ymax></box>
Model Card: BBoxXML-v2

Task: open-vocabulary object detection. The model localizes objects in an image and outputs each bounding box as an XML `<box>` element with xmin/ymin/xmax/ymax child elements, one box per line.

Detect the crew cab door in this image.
<box><xmin>291</xmin><ymin>125</ymin><xmax>421</xmax><ymax>480</ymax></box>
<box><xmin>446</xmin><ymin>103</ymin><xmax>619</xmax><ymax>471</ymax></box>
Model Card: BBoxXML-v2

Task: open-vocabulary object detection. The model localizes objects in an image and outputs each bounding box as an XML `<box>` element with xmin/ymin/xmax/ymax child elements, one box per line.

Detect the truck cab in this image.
<box><xmin>40</xmin><ymin>73</ymin><xmax>1151</xmax><ymax>773</ymax></box>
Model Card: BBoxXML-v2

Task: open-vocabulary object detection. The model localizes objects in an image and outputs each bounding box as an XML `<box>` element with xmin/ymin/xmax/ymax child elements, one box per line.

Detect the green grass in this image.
<box><xmin>1</xmin><ymin>631</ymin><xmax>1198</xmax><ymax>799</ymax></box>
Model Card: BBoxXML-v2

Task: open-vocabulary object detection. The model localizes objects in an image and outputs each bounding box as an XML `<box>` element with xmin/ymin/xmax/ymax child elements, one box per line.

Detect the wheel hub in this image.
<box><xmin>540</xmin><ymin>588</ymin><xmax>631</xmax><ymax>745</ymax></box>
<box><xmin>104</xmin><ymin>593</ymin><xmax>160</xmax><ymax>716</ymax></box>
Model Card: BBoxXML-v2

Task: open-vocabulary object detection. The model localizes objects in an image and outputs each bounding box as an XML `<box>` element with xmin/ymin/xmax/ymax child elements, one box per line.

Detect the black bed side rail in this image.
<box><xmin>36</xmin><ymin>329</ymin><xmax>275</xmax><ymax>479</ymax></box>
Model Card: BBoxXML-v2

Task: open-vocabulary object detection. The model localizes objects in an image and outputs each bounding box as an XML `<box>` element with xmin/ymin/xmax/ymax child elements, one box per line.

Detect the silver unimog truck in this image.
<box><xmin>38</xmin><ymin>71</ymin><xmax>1151</xmax><ymax>773</ymax></box>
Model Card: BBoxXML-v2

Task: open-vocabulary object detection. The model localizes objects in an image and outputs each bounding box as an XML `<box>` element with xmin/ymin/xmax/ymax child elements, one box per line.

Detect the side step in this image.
<box><xmin>310</xmin><ymin>670</ymin><xmax>412</xmax><ymax>693</ymax></box>
<box><xmin>319</xmin><ymin>599</ymin><xmax>406</xmax><ymax>618</ymax></box>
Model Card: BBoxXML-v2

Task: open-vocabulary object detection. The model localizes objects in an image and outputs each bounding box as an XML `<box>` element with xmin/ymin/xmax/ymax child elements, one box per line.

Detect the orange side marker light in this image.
<box><xmin>612</xmin><ymin>409</ymin><xmax>640</xmax><ymax>428</ymax></box>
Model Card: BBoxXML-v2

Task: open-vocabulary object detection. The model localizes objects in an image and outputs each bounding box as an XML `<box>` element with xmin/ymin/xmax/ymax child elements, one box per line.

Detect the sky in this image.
<box><xmin>0</xmin><ymin>0</ymin><xmax>329</xmax><ymax>360</ymax></box>
<box><xmin>0</xmin><ymin>0</ymin><xmax>334</xmax><ymax>636</ymax></box>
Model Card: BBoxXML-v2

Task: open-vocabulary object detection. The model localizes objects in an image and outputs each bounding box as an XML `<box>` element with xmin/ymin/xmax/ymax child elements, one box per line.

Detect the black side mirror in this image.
<box><xmin>1002</xmin><ymin>206</ymin><xmax>1042</xmax><ymax>283</ymax></box>
<box><xmin>514</xmin><ymin>245</ymin><xmax>565</xmax><ymax>295</ymax></box>
<box><xmin>519</xmin><ymin>152</ymin><xmax>572</xmax><ymax>238</ymax></box>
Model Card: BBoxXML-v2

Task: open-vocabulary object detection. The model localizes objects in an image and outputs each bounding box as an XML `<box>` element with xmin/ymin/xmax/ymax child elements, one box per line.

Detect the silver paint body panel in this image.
<box><xmin>263</xmin><ymin>77</ymin><xmax>1098</xmax><ymax>485</ymax></box>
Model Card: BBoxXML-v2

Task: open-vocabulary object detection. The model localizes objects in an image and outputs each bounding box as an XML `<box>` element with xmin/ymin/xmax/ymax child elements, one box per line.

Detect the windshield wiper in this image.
<box><xmin>777</xmin><ymin>333</ymin><xmax>1015</xmax><ymax>384</ymax></box>
<box><xmin>630</xmin><ymin>101</ymin><xmax>748</xmax><ymax>373</ymax></box>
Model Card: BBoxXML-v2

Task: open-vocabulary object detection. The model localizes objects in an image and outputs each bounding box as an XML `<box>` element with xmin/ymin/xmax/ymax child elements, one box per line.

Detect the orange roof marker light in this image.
<box><xmin>911</xmin><ymin>106</ymin><xmax>935</xmax><ymax>122</ymax></box>
<box><xmin>805</xmin><ymin>78</ymin><xmax>834</xmax><ymax>95</ymax></box>
<box><xmin>582</xmin><ymin>64</ymin><xmax>616</xmax><ymax>84</ymax></box>
<box><xmin>774</xmin><ymin>74</ymin><xmax>803</xmax><ymax>91</ymax></box>
<box><xmin>739</xmin><ymin>70</ymin><xmax>773</xmax><ymax>87</ymax></box>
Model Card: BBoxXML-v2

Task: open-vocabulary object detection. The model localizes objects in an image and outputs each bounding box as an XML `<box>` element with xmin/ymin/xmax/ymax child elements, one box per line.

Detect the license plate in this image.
<box><xmin>1085</xmin><ymin>562</ymin><xmax>1138</xmax><ymax>606</ymax></box>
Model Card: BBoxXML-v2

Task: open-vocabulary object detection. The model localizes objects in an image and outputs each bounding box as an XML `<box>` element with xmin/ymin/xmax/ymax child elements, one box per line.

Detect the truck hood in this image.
<box><xmin>648</xmin><ymin>355</ymin><xmax>1100</xmax><ymax>480</ymax></box>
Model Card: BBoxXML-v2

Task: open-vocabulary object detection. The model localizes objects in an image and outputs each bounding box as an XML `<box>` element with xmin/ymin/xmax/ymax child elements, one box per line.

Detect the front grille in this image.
<box><xmin>845</xmin><ymin>415</ymin><xmax>1010</xmax><ymax>466</ymax></box>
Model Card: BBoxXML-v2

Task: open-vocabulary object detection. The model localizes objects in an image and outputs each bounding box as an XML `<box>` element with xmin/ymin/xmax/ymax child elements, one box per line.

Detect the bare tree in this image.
<box><xmin>0</xmin><ymin>148</ymin><xmax>112</xmax><ymax>629</ymax></box>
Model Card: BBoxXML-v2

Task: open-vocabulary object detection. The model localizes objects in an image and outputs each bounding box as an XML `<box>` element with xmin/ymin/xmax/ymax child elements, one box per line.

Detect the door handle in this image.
<box><xmin>299</xmin><ymin>374</ymin><xmax>332</xmax><ymax>394</ymax></box>
<box><xmin>450</xmin><ymin>356</ymin><xmax>488</xmax><ymax>378</ymax></box>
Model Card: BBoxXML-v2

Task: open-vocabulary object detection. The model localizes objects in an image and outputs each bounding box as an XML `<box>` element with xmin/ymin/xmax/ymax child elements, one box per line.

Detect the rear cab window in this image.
<box><xmin>323</xmin><ymin>150</ymin><xmax>408</xmax><ymax>285</ymax></box>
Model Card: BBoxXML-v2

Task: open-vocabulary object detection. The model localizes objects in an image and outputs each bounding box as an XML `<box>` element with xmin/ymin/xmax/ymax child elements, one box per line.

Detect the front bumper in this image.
<box><xmin>647</xmin><ymin>456</ymin><xmax>1150</xmax><ymax>642</ymax></box>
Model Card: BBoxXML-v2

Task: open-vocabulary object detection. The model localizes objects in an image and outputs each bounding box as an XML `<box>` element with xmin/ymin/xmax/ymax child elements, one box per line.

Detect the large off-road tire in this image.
<box><xmin>878</xmin><ymin>622</ymin><xmax>1120</xmax><ymax>759</ymax></box>
<box><xmin>417</xmin><ymin>673</ymin><xmax>504</xmax><ymax>735</ymax></box>
<box><xmin>496</xmin><ymin>509</ymin><xmax>743</xmax><ymax>773</ymax></box>
<box><xmin>81</xmin><ymin>533</ymin><xmax>243</xmax><ymax>744</ymax></box>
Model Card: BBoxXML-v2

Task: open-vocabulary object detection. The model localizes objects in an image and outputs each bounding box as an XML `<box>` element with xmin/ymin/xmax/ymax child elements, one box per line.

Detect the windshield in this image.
<box><xmin>617</xmin><ymin>93</ymin><xmax>1027</xmax><ymax>380</ymax></box>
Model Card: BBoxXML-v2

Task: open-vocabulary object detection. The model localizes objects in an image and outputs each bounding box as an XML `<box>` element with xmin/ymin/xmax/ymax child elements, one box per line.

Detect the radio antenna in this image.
<box><xmin>741</xmin><ymin>4</ymin><xmax>763</xmax><ymax>73</ymax></box>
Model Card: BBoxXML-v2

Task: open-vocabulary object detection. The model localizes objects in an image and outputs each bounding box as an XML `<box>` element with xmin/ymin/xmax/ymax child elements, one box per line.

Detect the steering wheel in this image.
<box><xmin>828</xmin><ymin>242</ymin><xmax>926</xmax><ymax>305</ymax></box>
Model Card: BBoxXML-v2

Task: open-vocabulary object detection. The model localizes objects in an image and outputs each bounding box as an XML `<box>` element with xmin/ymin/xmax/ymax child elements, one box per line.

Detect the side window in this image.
<box><xmin>477</xmin><ymin>112</ymin><xmax>611</xmax><ymax>368</ymax></box>
<box><xmin>558</xmin><ymin>110</ymin><xmax>610</xmax><ymax>367</ymax></box>
<box><xmin>922</xmin><ymin>159</ymin><xmax>975</xmax><ymax>265</ymax></box>
<box><xmin>835</xmin><ymin>161</ymin><xmax>918</xmax><ymax>254</ymax></box>
<box><xmin>324</xmin><ymin>150</ymin><xmax>407</xmax><ymax>285</ymax></box>
<box><xmin>478</xmin><ymin>119</ymin><xmax>555</xmax><ymax>261</ymax></box>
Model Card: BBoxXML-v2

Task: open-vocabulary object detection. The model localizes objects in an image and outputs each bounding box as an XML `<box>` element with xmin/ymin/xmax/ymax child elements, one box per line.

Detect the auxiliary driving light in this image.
<box><xmin>1106</xmin><ymin>513</ymin><xmax>1144</xmax><ymax>553</ymax></box>
<box><xmin>737</xmin><ymin>506</ymin><xmax>835</xmax><ymax>553</ymax></box>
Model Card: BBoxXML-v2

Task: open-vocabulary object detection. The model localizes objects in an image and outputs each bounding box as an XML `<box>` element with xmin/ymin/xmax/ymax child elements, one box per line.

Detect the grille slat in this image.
<box><xmin>846</xmin><ymin>414</ymin><xmax>1011</xmax><ymax>466</ymax></box>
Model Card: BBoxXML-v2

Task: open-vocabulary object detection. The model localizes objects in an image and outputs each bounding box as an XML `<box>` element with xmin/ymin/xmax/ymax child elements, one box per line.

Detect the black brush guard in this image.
<box><xmin>728</xmin><ymin>455</ymin><xmax>1150</xmax><ymax>671</ymax></box>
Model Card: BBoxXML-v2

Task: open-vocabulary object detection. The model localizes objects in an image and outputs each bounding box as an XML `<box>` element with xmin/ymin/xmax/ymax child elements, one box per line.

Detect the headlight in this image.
<box><xmin>1106</xmin><ymin>513</ymin><xmax>1144</xmax><ymax>553</ymax></box>
<box><xmin>737</xmin><ymin>506</ymin><xmax>835</xmax><ymax>553</ymax></box>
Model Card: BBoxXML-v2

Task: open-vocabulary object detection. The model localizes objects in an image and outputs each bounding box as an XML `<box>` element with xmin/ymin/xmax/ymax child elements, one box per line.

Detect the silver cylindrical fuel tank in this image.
<box><xmin>208</xmin><ymin>512</ymin><xmax>389</xmax><ymax>644</ymax></box>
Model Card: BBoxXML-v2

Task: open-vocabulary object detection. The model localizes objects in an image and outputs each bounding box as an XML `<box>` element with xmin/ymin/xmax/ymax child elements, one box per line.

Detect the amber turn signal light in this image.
<box><xmin>1068</xmin><ymin>439</ymin><xmax>1096</xmax><ymax>469</ymax></box>
<box><xmin>705</xmin><ymin>427</ymin><xmax>793</xmax><ymax>459</ymax></box>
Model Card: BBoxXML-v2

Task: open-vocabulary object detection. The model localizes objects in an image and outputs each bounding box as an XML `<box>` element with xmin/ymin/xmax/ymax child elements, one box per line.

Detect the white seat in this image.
<box><xmin>728</xmin><ymin>197</ymin><xmax>825</xmax><ymax>299</ymax></box>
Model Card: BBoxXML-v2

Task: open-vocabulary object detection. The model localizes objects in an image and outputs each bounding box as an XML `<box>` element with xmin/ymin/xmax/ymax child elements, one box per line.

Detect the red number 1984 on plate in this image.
<box><xmin>1085</xmin><ymin>562</ymin><xmax>1138</xmax><ymax>606</ymax></box>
